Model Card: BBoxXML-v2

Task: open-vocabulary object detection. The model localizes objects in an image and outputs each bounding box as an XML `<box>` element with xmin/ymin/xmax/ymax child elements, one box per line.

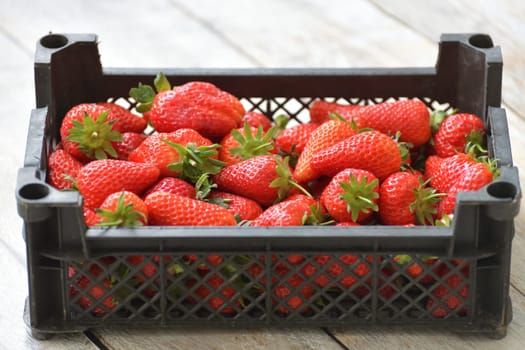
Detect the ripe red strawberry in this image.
<box><xmin>320</xmin><ymin>168</ymin><xmax>379</xmax><ymax>223</ymax></box>
<box><xmin>433</xmin><ymin>113</ymin><xmax>485</xmax><ymax>157</ymax></box>
<box><xmin>275</xmin><ymin>123</ymin><xmax>319</xmax><ymax>159</ymax></box>
<box><xmin>96</xmin><ymin>191</ymin><xmax>148</xmax><ymax>226</ymax></box>
<box><xmin>97</xmin><ymin>102</ymin><xmax>148</xmax><ymax>134</ymax></box>
<box><xmin>219</xmin><ymin>123</ymin><xmax>276</xmax><ymax>166</ymax></box>
<box><xmin>393</xmin><ymin>255</ymin><xmax>440</xmax><ymax>284</ymax></box>
<box><xmin>243</xmin><ymin>111</ymin><xmax>272</xmax><ymax>131</ymax></box>
<box><xmin>83</xmin><ymin>207</ymin><xmax>101</xmax><ymax>227</ymax></box>
<box><xmin>437</xmin><ymin>166</ymin><xmax>494</xmax><ymax>218</ymax></box>
<box><xmin>354</xmin><ymin>99</ymin><xmax>431</xmax><ymax>147</ymax></box>
<box><xmin>429</xmin><ymin>153</ymin><xmax>494</xmax><ymax>194</ymax></box>
<box><xmin>145</xmin><ymin>192</ymin><xmax>236</xmax><ymax>226</ymax></box>
<box><xmin>47</xmin><ymin>149</ymin><xmax>83</xmax><ymax>190</ymax></box>
<box><xmin>60</xmin><ymin>103</ymin><xmax>123</xmax><ymax>162</ymax></box>
<box><xmin>143</xmin><ymin>177</ymin><xmax>196</xmax><ymax>198</ymax></box>
<box><xmin>76</xmin><ymin>159</ymin><xmax>160</xmax><ymax>209</ymax></box>
<box><xmin>378</xmin><ymin>171</ymin><xmax>442</xmax><ymax>225</ymax></box>
<box><xmin>207</xmin><ymin>191</ymin><xmax>263</xmax><ymax>221</ymax></box>
<box><xmin>126</xmin><ymin>255</ymin><xmax>167</xmax><ymax>297</ymax></box>
<box><xmin>148</xmin><ymin>81</ymin><xmax>244</xmax><ymax>140</ymax></box>
<box><xmin>311</xmin><ymin>130</ymin><xmax>402</xmax><ymax>181</ymax></box>
<box><xmin>309</xmin><ymin>100</ymin><xmax>362</xmax><ymax>124</ymax></box>
<box><xmin>427</xmin><ymin>262</ymin><xmax>469</xmax><ymax>317</ymax></box>
<box><xmin>213</xmin><ymin>155</ymin><xmax>306</xmax><ymax>207</ymax></box>
<box><xmin>294</xmin><ymin>119</ymin><xmax>357</xmax><ymax>183</ymax></box>
<box><xmin>112</xmin><ymin>132</ymin><xmax>146</xmax><ymax>160</ymax></box>
<box><xmin>424</xmin><ymin>155</ymin><xmax>444</xmax><ymax>183</ymax></box>
<box><xmin>128</xmin><ymin>128</ymin><xmax>221</xmax><ymax>179</ymax></box>
<box><xmin>251</xmin><ymin>194</ymin><xmax>317</xmax><ymax>226</ymax></box>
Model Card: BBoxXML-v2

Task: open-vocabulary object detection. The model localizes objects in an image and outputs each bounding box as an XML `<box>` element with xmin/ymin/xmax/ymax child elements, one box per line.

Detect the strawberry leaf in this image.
<box><xmin>154</xmin><ymin>72</ymin><xmax>171</xmax><ymax>92</ymax></box>
<box><xmin>230</xmin><ymin>123</ymin><xmax>277</xmax><ymax>160</ymax></box>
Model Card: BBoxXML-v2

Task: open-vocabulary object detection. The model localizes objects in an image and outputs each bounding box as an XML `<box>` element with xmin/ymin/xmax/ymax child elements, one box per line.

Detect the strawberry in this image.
<box><xmin>148</xmin><ymin>81</ymin><xmax>244</xmax><ymax>140</ymax></box>
<box><xmin>355</xmin><ymin>100</ymin><xmax>431</xmax><ymax>147</ymax></box>
<box><xmin>143</xmin><ymin>177</ymin><xmax>196</xmax><ymax>198</ymax></box>
<box><xmin>433</xmin><ymin>113</ymin><xmax>485</xmax><ymax>157</ymax></box>
<box><xmin>427</xmin><ymin>262</ymin><xmax>469</xmax><ymax>317</ymax></box>
<box><xmin>437</xmin><ymin>161</ymin><xmax>494</xmax><ymax>217</ymax></box>
<box><xmin>128</xmin><ymin>128</ymin><xmax>222</xmax><ymax>180</ymax></box>
<box><xmin>47</xmin><ymin>149</ymin><xmax>83</xmax><ymax>190</ymax></box>
<box><xmin>294</xmin><ymin>119</ymin><xmax>357</xmax><ymax>183</ymax></box>
<box><xmin>378</xmin><ymin>171</ymin><xmax>442</xmax><ymax>225</ymax></box>
<box><xmin>96</xmin><ymin>102</ymin><xmax>147</xmax><ymax>134</ymax></box>
<box><xmin>213</xmin><ymin>155</ymin><xmax>308</xmax><ymax>207</ymax></box>
<box><xmin>275</xmin><ymin>123</ymin><xmax>319</xmax><ymax>160</ymax></box>
<box><xmin>96</xmin><ymin>191</ymin><xmax>148</xmax><ymax>226</ymax></box>
<box><xmin>309</xmin><ymin>100</ymin><xmax>361</xmax><ymax>124</ymax></box>
<box><xmin>60</xmin><ymin>103</ymin><xmax>123</xmax><ymax>162</ymax></box>
<box><xmin>320</xmin><ymin>168</ymin><xmax>379</xmax><ymax>223</ymax></box>
<box><xmin>243</xmin><ymin>111</ymin><xmax>272</xmax><ymax>131</ymax></box>
<box><xmin>112</xmin><ymin>132</ymin><xmax>146</xmax><ymax>160</ymax></box>
<box><xmin>76</xmin><ymin>159</ymin><xmax>160</xmax><ymax>209</ymax></box>
<box><xmin>219</xmin><ymin>123</ymin><xmax>276</xmax><ymax>166</ymax></box>
<box><xmin>423</xmin><ymin>155</ymin><xmax>444</xmax><ymax>183</ymax></box>
<box><xmin>144</xmin><ymin>192</ymin><xmax>236</xmax><ymax>226</ymax></box>
<box><xmin>310</xmin><ymin>130</ymin><xmax>402</xmax><ymax>181</ymax></box>
<box><xmin>83</xmin><ymin>207</ymin><xmax>101</xmax><ymax>227</ymax></box>
<box><xmin>126</xmin><ymin>255</ymin><xmax>168</xmax><ymax>297</ymax></box>
<box><xmin>206</xmin><ymin>191</ymin><xmax>263</xmax><ymax>221</ymax></box>
<box><xmin>251</xmin><ymin>194</ymin><xmax>317</xmax><ymax>226</ymax></box>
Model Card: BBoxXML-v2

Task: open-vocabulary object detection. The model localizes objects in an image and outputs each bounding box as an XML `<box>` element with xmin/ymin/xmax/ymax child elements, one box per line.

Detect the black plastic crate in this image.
<box><xmin>16</xmin><ymin>33</ymin><xmax>521</xmax><ymax>339</ymax></box>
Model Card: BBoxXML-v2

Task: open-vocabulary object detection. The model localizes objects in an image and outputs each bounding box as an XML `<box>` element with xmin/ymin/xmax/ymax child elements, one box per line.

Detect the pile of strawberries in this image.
<box><xmin>48</xmin><ymin>73</ymin><xmax>495</xmax><ymax>228</ymax></box>
<box><xmin>53</xmin><ymin>73</ymin><xmax>492</xmax><ymax>317</ymax></box>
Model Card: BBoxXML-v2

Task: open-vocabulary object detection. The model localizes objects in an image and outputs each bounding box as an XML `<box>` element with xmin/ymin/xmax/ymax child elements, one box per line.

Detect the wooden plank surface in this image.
<box><xmin>1</xmin><ymin>0</ymin><xmax>524</xmax><ymax>349</ymax></box>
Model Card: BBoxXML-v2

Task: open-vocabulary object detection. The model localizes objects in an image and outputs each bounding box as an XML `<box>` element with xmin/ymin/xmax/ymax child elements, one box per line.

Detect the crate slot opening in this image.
<box><xmin>486</xmin><ymin>181</ymin><xmax>518</xmax><ymax>200</ymax></box>
<box><xmin>18</xmin><ymin>183</ymin><xmax>50</xmax><ymax>200</ymax></box>
<box><xmin>468</xmin><ymin>34</ymin><xmax>494</xmax><ymax>49</ymax></box>
<box><xmin>40</xmin><ymin>34</ymin><xmax>69</xmax><ymax>49</ymax></box>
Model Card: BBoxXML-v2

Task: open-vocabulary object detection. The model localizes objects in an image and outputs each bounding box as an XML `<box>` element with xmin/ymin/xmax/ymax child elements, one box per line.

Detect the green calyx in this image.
<box><xmin>301</xmin><ymin>203</ymin><xmax>335</xmax><ymax>226</ymax></box>
<box><xmin>165</xmin><ymin>141</ymin><xmax>226</xmax><ymax>184</ymax></box>
<box><xmin>338</xmin><ymin>174</ymin><xmax>379</xmax><ymax>223</ymax></box>
<box><xmin>430</xmin><ymin>108</ymin><xmax>458</xmax><ymax>133</ymax></box>
<box><xmin>129</xmin><ymin>72</ymin><xmax>171</xmax><ymax>113</ymax></box>
<box><xmin>465</xmin><ymin>129</ymin><xmax>486</xmax><ymax>156</ymax></box>
<box><xmin>230</xmin><ymin>123</ymin><xmax>277</xmax><ymax>160</ymax></box>
<box><xmin>66</xmin><ymin>110</ymin><xmax>123</xmax><ymax>160</ymax></box>
<box><xmin>269</xmin><ymin>156</ymin><xmax>313</xmax><ymax>203</ymax></box>
<box><xmin>194</xmin><ymin>173</ymin><xmax>232</xmax><ymax>208</ymax></box>
<box><xmin>95</xmin><ymin>192</ymin><xmax>146</xmax><ymax>227</ymax></box>
<box><xmin>409</xmin><ymin>177</ymin><xmax>446</xmax><ymax>225</ymax></box>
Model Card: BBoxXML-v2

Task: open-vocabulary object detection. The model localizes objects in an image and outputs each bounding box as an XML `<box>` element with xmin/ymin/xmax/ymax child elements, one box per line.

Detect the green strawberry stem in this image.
<box><xmin>95</xmin><ymin>192</ymin><xmax>146</xmax><ymax>227</ymax></box>
<box><xmin>129</xmin><ymin>72</ymin><xmax>171</xmax><ymax>113</ymax></box>
<box><xmin>165</xmin><ymin>141</ymin><xmax>226</xmax><ymax>184</ymax></box>
<box><xmin>409</xmin><ymin>177</ymin><xmax>446</xmax><ymax>225</ymax></box>
<box><xmin>301</xmin><ymin>203</ymin><xmax>335</xmax><ymax>226</ymax></box>
<box><xmin>270</xmin><ymin>156</ymin><xmax>313</xmax><ymax>203</ymax></box>
<box><xmin>66</xmin><ymin>110</ymin><xmax>123</xmax><ymax>159</ymax></box>
<box><xmin>339</xmin><ymin>174</ymin><xmax>379</xmax><ymax>223</ymax></box>
<box><xmin>272</xmin><ymin>114</ymin><xmax>291</xmax><ymax>134</ymax></box>
<box><xmin>430</xmin><ymin>108</ymin><xmax>458</xmax><ymax>133</ymax></box>
<box><xmin>194</xmin><ymin>173</ymin><xmax>232</xmax><ymax>208</ymax></box>
<box><xmin>230</xmin><ymin>123</ymin><xmax>276</xmax><ymax>160</ymax></box>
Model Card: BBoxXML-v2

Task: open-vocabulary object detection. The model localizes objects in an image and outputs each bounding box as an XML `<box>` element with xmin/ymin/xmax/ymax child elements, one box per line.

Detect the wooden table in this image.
<box><xmin>2</xmin><ymin>0</ymin><xmax>524</xmax><ymax>348</ymax></box>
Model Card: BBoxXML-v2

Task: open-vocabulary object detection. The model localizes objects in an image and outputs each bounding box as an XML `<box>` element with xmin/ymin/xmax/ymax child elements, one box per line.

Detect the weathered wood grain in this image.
<box><xmin>0</xmin><ymin>244</ymin><xmax>96</xmax><ymax>350</ymax></box>
<box><xmin>94</xmin><ymin>328</ymin><xmax>343</xmax><ymax>350</ymax></box>
<box><xmin>370</xmin><ymin>0</ymin><xmax>525</xmax><ymax>122</ymax></box>
<box><xmin>331</xmin><ymin>287</ymin><xmax>525</xmax><ymax>350</ymax></box>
